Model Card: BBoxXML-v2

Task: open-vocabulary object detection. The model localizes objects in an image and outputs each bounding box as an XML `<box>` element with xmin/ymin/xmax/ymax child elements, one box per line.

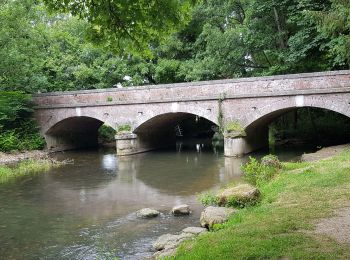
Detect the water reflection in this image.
<box><xmin>0</xmin><ymin>143</ymin><xmax>313</xmax><ymax>260</ymax></box>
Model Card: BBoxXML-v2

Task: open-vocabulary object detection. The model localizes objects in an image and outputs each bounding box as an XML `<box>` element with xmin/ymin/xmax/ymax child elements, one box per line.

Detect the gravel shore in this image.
<box><xmin>0</xmin><ymin>150</ymin><xmax>49</xmax><ymax>165</ymax></box>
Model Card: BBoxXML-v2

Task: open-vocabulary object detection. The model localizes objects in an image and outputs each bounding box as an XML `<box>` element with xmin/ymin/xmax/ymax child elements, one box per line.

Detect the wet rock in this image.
<box><xmin>200</xmin><ymin>206</ymin><xmax>237</xmax><ymax>228</ymax></box>
<box><xmin>136</xmin><ymin>208</ymin><xmax>159</xmax><ymax>219</ymax></box>
<box><xmin>172</xmin><ymin>204</ymin><xmax>191</xmax><ymax>216</ymax></box>
<box><xmin>153</xmin><ymin>234</ymin><xmax>179</xmax><ymax>251</ymax></box>
<box><xmin>182</xmin><ymin>226</ymin><xmax>208</xmax><ymax>235</ymax></box>
<box><xmin>153</xmin><ymin>232</ymin><xmax>194</xmax><ymax>251</ymax></box>
<box><xmin>153</xmin><ymin>247</ymin><xmax>177</xmax><ymax>258</ymax></box>
<box><xmin>217</xmin><ymin>184</ymin><xmax>260</xmax><ymax>206</ymax></box>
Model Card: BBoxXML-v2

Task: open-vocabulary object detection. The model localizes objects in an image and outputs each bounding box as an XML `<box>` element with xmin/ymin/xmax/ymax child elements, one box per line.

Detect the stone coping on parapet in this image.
<box><xmin>33</xmin><ymin>70</ymin><xmax>350</xmax><ymax>97</ymax></box>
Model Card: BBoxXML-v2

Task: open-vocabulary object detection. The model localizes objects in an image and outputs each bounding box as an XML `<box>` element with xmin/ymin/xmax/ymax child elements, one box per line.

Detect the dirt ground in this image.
<box><xmin>301</xmin><ymin>144</ymin><xmax>350</xmax><ymax>162</ymax></box>
<box><xmin>314</xmin><ymin>207</ymin><xmax>350</xmax><ymax>244</ymax></box>
<box><xmin>0</xmin><ymin>150</ymin><xmax>49</xmax><ymax>165</ymax></box>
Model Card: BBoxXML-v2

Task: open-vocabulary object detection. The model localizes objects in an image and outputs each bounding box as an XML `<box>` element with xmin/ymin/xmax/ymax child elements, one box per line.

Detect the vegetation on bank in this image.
<box><xmin>0</xmin><ymin>159</ymin><xmax>62</xmax><ymax>183</ymax></box>
<box><xmin>178</xmin><ymin>149</ymin><xmax>350</xmax><ymax>259</ymax></box>
<box><xmin>1</xmin><ymin>0</ymin><xmax>350</xmax><ymax>152</ymax></box>
<box><xmin>0</xmin><ymin>92</ymin><xmax>45</xmax><ymax>152</ymax></box>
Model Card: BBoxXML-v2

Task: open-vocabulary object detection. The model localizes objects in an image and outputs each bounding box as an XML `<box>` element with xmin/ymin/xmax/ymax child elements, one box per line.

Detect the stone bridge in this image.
<box><xmin>33</xmin><ymin>70</ymin><xmax>350</xmax><ymax>156</ymax></box>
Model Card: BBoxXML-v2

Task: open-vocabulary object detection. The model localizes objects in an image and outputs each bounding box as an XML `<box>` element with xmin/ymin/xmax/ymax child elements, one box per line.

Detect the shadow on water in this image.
<box><xmin>0</xmin><ymin>139</ymin><xmax>316</xmax><ymax>259</ymax></box>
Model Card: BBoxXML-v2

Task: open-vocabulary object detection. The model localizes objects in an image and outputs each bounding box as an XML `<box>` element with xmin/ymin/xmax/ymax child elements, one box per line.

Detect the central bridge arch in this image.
<box><xmin>116</xmin><ymin>112</ymin><xmax>219</xmax><ymax>155</ymax></box>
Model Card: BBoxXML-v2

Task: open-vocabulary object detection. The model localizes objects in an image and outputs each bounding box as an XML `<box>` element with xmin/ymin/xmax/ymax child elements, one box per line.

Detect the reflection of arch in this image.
<box><xmin>242</xmin><ymin>96</ymin><xmax>350</xmax><ymax>130</ymax></box>
<box><xmin>45</xmin><ymin>116</ymin><xmax>105</xmax><ymax>151</ymax></box>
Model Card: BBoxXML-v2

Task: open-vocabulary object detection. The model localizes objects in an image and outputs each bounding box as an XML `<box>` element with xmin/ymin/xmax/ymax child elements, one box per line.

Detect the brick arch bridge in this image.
<box><xmin>33</xmin><ymin>70</ymin><xmax>350</xmax><ymax>157</ymax></box>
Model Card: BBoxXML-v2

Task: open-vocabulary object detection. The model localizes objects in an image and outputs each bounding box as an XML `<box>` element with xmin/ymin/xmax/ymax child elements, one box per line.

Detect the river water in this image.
<box><xmin>0</xmin><ymin>141</ymin><xmax>314</xmax><ymax>259</ymax></box>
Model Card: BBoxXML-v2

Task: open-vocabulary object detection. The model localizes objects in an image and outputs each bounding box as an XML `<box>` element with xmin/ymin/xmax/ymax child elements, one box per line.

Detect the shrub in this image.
<box><xmin>117</xmin><ymin>124</ymin><xmax>131</xmax><ymax>133</ymax></box>
<box><xmin>224</xmin><ymin>121</ymin><xmax>246</xmax><ymax>138</ymax></box>
<box><xmin>261</xmin><ymin>154</ymin><xmax>282</xmax><ymax>169</ymax></box>
<box><xmin>241</xmin><ymin>156</ymin><xmax>280</xmax><ymax>186</ymax></box>
<box><xmin>198</xmin><ymin>191</ymin><xmax>219</xmax><ymax>206</ymax></box>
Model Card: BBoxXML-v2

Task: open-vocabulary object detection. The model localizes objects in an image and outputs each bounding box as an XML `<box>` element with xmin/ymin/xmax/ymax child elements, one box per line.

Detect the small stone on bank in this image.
<box><xmin>172</xmin><ymin>204</ymin><xmax>191</xmax><ymax>216</ymax></box>
<box><xmin>136</xmin><ymin>208</ymin><xmax>159</xmax><ymax>219</ymax></box>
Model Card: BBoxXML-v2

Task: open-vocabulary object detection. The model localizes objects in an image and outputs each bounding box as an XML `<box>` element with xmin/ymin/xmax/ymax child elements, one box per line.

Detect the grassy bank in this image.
<box><xmin>176</xmin><ymin>149</ymin><xmax>350</xmax><ymax>259</ymax></box>
<box><xmin>0</xmin><ymin>159</ymin><xmax>61</xmax><ymax>183</ymax></box>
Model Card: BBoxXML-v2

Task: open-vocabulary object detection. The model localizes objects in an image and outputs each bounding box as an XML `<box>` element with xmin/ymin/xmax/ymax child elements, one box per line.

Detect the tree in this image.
<box><xmin>312</xmin><ymin>0</ymin><xmax>350</xmax><ymax>68</ymax></box>
<box><xmin>43</xmin><ymin>0</ymin><xmax>196</xmax><ymax>55</ymax></box>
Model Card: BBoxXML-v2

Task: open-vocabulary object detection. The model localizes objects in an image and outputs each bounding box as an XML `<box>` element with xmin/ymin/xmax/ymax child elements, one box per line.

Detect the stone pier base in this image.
<box><xmin>224</xmin><ymin>127</ymin><xmax>268</xmax><ymax>157</ymax></box>
<box><xmin>115</xmin><ymin>133</ymin><xmax>159</xmax><ymax>156</ymax></box>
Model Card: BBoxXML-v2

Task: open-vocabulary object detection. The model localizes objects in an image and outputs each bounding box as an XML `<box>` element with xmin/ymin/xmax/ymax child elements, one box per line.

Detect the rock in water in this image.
<box><xmin>200</xmin><ymin>206</ymin><xmax>237</xmax><ymax>228</ymax></box>
<box><xmin>217</xmin><ymin>184</ymin><xmax>260</xmax><ymax>206</ymax></box>
<box><xmin>136</xmin><ymin>208</ymin><xmax>159</xmax><ymax>219</ymax></box>
<box><xmin>172</xmin><ymin>204</ymin><xmax>191</xmax><ymax>215</ymax></box>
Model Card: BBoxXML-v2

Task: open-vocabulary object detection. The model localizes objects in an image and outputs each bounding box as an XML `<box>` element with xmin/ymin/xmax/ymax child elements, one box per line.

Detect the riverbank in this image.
<box><xmin>0</xmin><ymin>150</ymin><xmax>66</xmax><ymax>183</ymax></box>
<box><xmin>175</xmin><ymin>147</ymin><xmax>350</xmax><ymax>259</ymax></box>
<box><xmin>0</xmin><ymin>150</ymin><xmax>49</xmax><ymax>165</ymax></box>
<box><xmin>0</xmin><ymin>159</ymin><xmax>64</xmax><ymax>183</ymax></box>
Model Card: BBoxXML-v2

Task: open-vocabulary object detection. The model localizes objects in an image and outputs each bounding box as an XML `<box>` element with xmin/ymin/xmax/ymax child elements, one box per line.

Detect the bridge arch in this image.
<box><xmin>225</xmin><ymin>95</ymin><xmax>350</xmax><ymax>156</ymax></box>
<box><xmin>116</xmin><ymin>111</ymin><xmax>219</xmax><ymax>155</ymax></box>
<box><xmin>44</xmin><ymin>116</ymin><xmax>107</xmax><ymax>151</ymax></box>
<box><xmin>242</xmin><ymin>95</ymin><xmax>350</xmax><ymax>129</ymax></box>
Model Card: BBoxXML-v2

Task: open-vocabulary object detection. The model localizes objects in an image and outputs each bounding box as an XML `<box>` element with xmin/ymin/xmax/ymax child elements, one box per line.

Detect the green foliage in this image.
<box><xmin>261</xmin><ymin>154</ymin><xmax>282</xmax><ymax>169</ymax></box>
<box><xmin>98</xmin><ymin>125</ymin><xmax>116</xmax><ymax>143</ymax></box>
<box><xmin>224</xmin><ymin>121</ymin><xmax>246</xmax><ymax>138</ymax></box>
<box><xmin>225</xmin><ymin>195</ymin><xmax>258</xmax><ymax>209</ymax></box>
<box><xmin>43</xmin><ymin>0</ymin><xmax>196</xmax><ymax>56</ymax></box>
<box><xmin>241</xmin><ymin>156</ymin><xmax>279</xmax><ymax>186</ymax></box>
<box><xmin>198</xmin><ymin>191</ymin><xmax>219</xmax><ymax>206</ymax></box>
<box><xmin>0</xmin><ymin>91</ymin><xmax>45</xmax><ymax>152</ymax></box>
<box><xmin>176</xmin><ymin>149</ymin><xmax>350</xmax><ymax>260</ymax></box>
<box><xmin>0</xmin><ymin>159</ymin><xmax>61</xmax><ymax>183</ymax></box>
<box><xmin>117</xmin><ymin>124</ymin><xmax>132</xmax><ymax>133</ymax></box>
<box><xmin>269</xmin><ymin>108</ymin><xmax>350</xmax><ymax>145</ymax></box>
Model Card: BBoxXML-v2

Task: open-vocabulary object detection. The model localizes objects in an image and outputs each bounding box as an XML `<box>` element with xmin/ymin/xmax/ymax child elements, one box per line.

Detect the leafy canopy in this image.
<box><xmin>43</xmin><ymin>0</ymin><xmax>196</xmax><ymax>55</ymax></box>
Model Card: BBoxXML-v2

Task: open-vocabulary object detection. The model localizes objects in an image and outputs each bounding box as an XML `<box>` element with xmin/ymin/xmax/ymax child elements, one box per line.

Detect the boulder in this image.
<box><xmin>153</xmin><ymin>232</ymin><xmax>194</xmax><ymax>251</ymax></box>
<box><xmin>182</xmin><ymin>226</ymin><xmax>208</xmax><ymax>235</ymax></box>
<box><xmin>153</xmin><ymin>234</ymin><xmax>179</xmax><ymax>251</ymax></box>
<box><xmin>217</xmin><ymin>184</ymin><xmax>260</xmax><ymax>206</ymax></box>
<box><xmin>172</xmin><ymin>204</ymin><xmax>191</xmax><ymax>216</ymax></box>
<box><xmin>200</xmin><ymin>206</ymin><xmax>237</xmax><ymax>228</ymax></box>
<box><xmin>153</xmin><ymin>247</ymin><xmax>177</xmax><ymax>258</ymax></box>
<box><xmin>136</xmin><ymin>208</ymin><xmax>159</xmax><ymax>219</ymax></box>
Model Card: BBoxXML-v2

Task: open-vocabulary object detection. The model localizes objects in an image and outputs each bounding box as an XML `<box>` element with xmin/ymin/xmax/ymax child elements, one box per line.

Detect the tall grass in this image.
<box><xmin>0</xmin><ymin>159</ymin><xmax>60</xmax><ymax>183</ymax></box>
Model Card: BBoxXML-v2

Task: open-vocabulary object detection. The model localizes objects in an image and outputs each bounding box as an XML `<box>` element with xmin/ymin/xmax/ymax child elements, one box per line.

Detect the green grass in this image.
<box><xmin>176</xmin><ymin>149</ymin><xmax>350</xmax><ymax>260</ymax></box>
<box><xmin>0</xmin><ymin>159</ymin><xmax>60</xmax><ymax>183</ymax></box>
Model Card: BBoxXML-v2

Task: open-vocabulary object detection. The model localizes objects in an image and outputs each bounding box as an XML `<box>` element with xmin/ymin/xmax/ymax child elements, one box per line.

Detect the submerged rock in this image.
<box><xmin>217</xmin><ymin>184</ymin><xmax>260</xmax><ymax>206</ymax></box>
<box><xmin>172</xmin><ymin>204</ymin><xmax>191</xmax><ymax>216</ymax></box>
<box><xmin>200</xmin><ymin>206</ymin><xmax>237</xmax><ymax>228</ymax></box>
<box><xmin>136</xmin><ymin>208</ymin><xmax>159</xmax><ymax>219</ymax></box>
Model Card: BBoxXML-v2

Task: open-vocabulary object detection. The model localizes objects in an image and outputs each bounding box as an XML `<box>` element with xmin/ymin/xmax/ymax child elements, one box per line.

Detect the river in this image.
<box><xmin>0</xmin><ymin>141</ymin><xmax>315</xmax><ymax>259</ymax></box>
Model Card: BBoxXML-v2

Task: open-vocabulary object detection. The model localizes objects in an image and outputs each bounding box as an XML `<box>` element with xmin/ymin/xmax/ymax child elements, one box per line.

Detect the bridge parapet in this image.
<box><xmin>34</xmin><ymin>70</ymin><xmax>350</xmax><ymax>109</ymax></box>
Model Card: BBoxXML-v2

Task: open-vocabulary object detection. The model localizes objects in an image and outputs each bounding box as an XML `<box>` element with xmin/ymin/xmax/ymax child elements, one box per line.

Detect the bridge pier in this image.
<box><xmin>224</xmin><ymin>126</ymin><xmax>268</xmax><ymax>157</ymax></box>
<box><xmin>115</xmin><ymin>132</ymin><xmax>174</xmax><ymax>156</ymax></box>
